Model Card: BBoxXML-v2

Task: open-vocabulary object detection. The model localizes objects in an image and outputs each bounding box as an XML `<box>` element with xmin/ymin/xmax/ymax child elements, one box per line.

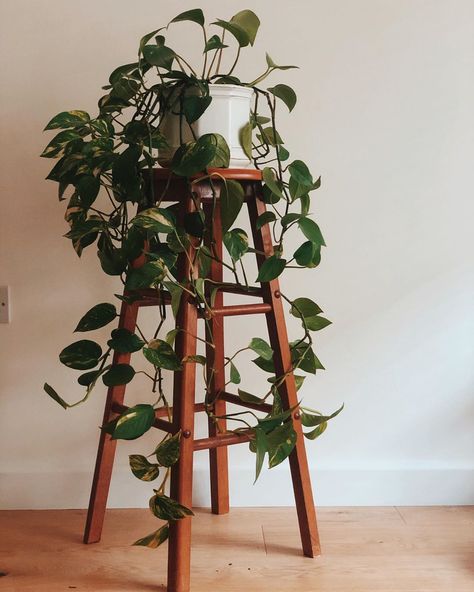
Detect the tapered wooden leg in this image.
<box><xmin>204</xmin><ymin>202</ymin><xmax>229</xmax><ymax>515</ymax></box>
<box><xmin>248</xmin><ymin>191</ymin><xmax>321</xmax><ymax>557</ymax></box>
<box><xmin>167</xmin><ymin>196</ymin><xmax>199</xmax><ymax>592</ymax></box>
<box><xmin>83</xmin><ymin>300</ymin><xmax>139</xmax><ymax>544</ymax></box>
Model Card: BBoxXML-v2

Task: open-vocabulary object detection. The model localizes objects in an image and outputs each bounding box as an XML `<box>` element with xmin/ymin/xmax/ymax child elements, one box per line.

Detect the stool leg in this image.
<box><xmin>204</xmin><ymin>202</ymin><xmax>230</xmax><ymax>514</ymax></box>
<box><xmin>167</xmin><ymin>198</ymin><xmax>199</xmax><ymax>592</ymax></box>
<box><xmin>248</xmin><ymin>193</ymin><xmax>321</xmax><ymax>557</ymax></box>
<box><xmin>83</xmin><ymin>301</ymin><xmax>139</xmax><ymax>544</ymax></box>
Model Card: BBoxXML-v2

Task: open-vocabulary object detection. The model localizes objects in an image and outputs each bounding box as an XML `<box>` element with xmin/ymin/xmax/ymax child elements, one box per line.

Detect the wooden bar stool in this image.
<box><xmin>83</xmin><ymin>169</ymin><xmax>320</xmax><ymax>592</ymax></box>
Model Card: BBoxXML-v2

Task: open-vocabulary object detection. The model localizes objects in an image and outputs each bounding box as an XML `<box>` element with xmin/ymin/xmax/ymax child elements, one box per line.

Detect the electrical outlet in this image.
<box><xmin>0</xmin><ymin>286</ymin><xmax>10</xmax><ymax>323</ymax></box>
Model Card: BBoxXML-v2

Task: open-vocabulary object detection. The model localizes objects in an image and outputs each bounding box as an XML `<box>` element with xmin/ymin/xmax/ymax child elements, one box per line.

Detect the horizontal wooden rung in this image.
<box><xmin>193</xmin><ymin>429</ymin><xmax>253</xmax><ymax>451</ymax></box>
<box><xmin>154</xmin><ymin>402</ymin><xmax>208</xmax><ymax>418</ymax></box>
<box><xmin>212</xmin><ymin>283</ymin><xmax>263</xmax><ymax>298</ymax></box>
<box><xmin>203</xmin><ymin>303</ymin><xmax>272</xmax><ymax>318</ymax></box>
<box><xmin>121</xmin><ymin>289</ymin><xmax>171</xmax><ymax>308</ymax></box>
<box><xmin>220</xmin><ymin>392</ymin><xmax>273</xmax><ymax>414</ymax></box>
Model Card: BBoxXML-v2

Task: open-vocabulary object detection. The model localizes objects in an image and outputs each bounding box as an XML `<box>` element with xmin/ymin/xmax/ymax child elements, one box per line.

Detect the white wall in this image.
<box><xmin>1</xmin><ymin>0</ymin><xmax>473</xmax><ymax>509</ymax></box>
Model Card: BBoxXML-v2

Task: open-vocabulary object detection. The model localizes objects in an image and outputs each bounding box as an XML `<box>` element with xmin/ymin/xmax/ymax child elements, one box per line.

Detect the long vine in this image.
<box><xmin>41</xmin><ymin>8</ymin><xmax>342</xmax><ymax>548</ymax></box>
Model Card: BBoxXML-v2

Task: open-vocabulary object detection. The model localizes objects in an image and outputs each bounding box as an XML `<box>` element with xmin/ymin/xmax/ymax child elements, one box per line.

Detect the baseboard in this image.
<box><xmin>1</xmin><ymin>466</ymin><xmax>473</xmax><ymax>509</ymax></box>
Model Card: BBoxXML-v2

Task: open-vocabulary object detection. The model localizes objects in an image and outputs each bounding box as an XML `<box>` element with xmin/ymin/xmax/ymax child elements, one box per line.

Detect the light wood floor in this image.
<box><xmin>0</xmin><ymin>506</ymin><xmax>473</xmax><ymax>591</ymax></box>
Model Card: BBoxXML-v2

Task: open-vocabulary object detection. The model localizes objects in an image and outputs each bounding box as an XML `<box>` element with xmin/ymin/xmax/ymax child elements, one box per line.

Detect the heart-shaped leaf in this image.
<box><xmin>169</xmin><ymin>9</ymin><xmax>205</xmax><ymax>27</ymax></box>
<box><xmin>223</xmin><ymin>228</ymin><xmax>248</xmax><ymax>261</ymax></box>
<box><xmin>256</xmin><ymin>255</ymin><xmax>286</xmax><ymax>282</ymax></box>
<box><xmin>143</xmin><ymin>339</ymin><xmax>182</xmax><ymax>371</ymax></box>
<box><xmin>248</xmin><ymin>337</ymin><xmax>273</xmax><ymax>360</ymax></box>
<box><xmin>107</xmin><ymin>328</ymin><xmax>145</xmax><ymax>353</ymax></box>
<box><xmin>59</xmin><ymin>340</ymin><xmax>102</xmax><ymax>370</ymax></box>
<box><xmin>268</xmin><ymin>84</ymin><xmax>297</xmax><ymax>112</ymax></box>
<box><xmin>221</xmin><ymin>179</ymin><xmax>244</xmax><ymax>233</ymax></box>
<box><xmin>129</xmin><ymin>454</ymin><xmax>160</xmax><ymax>481</ymax></box>
<box><xmin>75</xmin><ymin>303</ymin><xmax>117</xmax><ymax>332</ymax></box>
<box><xmin>103</xmin><ymin>403</ymin><xmax>155</xmax><ymax>440</ymax></box>
<box><xmin>290</xmin><ymin>297</ymin><xmax>323</xmax><ymax>319</ymax></box>
<box><xmin>102</xmin><ymin>364</ymin><xmax>135</xmax><ymax>387</ymax></box>
<box><xmin>154</xmin><ymin>432</ymin><xmax>181</xmax><ymax>467</ymax></box>
<box><xmin>149</xmin><ymin>492</ymin><xmax>194</xmax><ymax>520</ymax></box>
<box><xmin>44</xmin><ymin>110</ymin><xmax>90</xmax><ymax>131</ymax></box>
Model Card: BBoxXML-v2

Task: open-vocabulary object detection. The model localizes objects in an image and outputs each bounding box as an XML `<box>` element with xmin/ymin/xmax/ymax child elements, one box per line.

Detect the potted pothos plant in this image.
<box><xmin>41</xmin><ymin>8</ymin><xmax>342</xmax><ymax>549</ymax></box>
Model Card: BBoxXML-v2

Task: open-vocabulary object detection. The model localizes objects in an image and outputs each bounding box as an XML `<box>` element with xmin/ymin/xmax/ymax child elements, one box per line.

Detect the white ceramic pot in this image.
<box><xmin>159</xmin><ymin>84</ymin><xmax>254</xmax><ymax>168</ymax></box>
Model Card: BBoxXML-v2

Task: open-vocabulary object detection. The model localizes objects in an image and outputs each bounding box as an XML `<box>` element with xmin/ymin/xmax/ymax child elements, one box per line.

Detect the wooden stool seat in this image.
<box><xmin>83</xmin><ymin>169</ymin><xmax>320</xmax><ymax>592</ymax></box>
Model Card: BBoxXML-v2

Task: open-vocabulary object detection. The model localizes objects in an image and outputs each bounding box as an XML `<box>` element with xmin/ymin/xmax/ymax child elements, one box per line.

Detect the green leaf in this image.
<box><xmin>169</xmin><ymin>9</ymin><xmax>205</xmax><ymax>26</ymax></box>
<box><xmin>202</xmin><ymin>133</ymin><xmax>230</xmax><ymax>168</ymax></box>
<box><xmin>74</xmin><ymin>303</ymin><xmax>117</xmax><ymax>332</ymax></box>
<box><xmin>262</xmin><ymin>168</ymin><xmax>284</xmax><ymax>200</ymax></box>
<box><xmin>149</xmin><ymin>492</ymin><xmax>194</xmax><ymax>520</ymax></box>
<box><xmin>266</xmin><ymin>421</ymin><xmax>297</xmax><ymax>468</ymax></box>
<box><xmin>305</xmin><ymin>315</ymin><xmax>332</xmax><ymax>331</ymax></box>
<box><xmin>129</xmin><ymin>454</ymin><xmax>160</xmax><ymax>481</ymax></box>
<box><xmin>204</xmin><ymin>34</ymin><xmax>228</xmax><ymax>52</ymax></box>
<box><xmin>220</xmin><ymin>179</ymin><xmax>244</xmax><ymax>233</ymax></box>
<box><xmin>252</xmin><ymin>355</ymin><xmax>275</xmax><ymax>373</ymax></box>
<box><xmin>281</xmin><ymin>213</ymin><xmax>301</xmax><ymax>228</ymax></box>
<box><xmin>293</xmin><ymin>241</ymin><xmax>321</xmax><ymax>267</ymax></box>
<box><xmin>41</xmin><ymin>130</ymin><xmax>82</xmax><ymax>158</ymax></box>
<box><xmin>268</xmin><ymin>84</ymin><xmax>297</xmax><ymax>112</ymax></box>
<box><xmin>184</xmin><ymin>211</ymin><xmax>205</xmax><ymax>238</ymax></box>
<box><xmin>143</xmin><ymin>339</ymin><xmax>182</xmax><ymax>371</ymax></box>
<box><xmin>107</xmin><ymin>328</ymin><xmax>145</xmax><ymax>353</ymax></box>
<box><xmin>290</xmin><ymin>297</ymin><xmax>323</xmax><ymax>319</ymax></box>
<box><xmin>229</xmin><ymin>361</ymin><xmax>241</xmax><ymax>384</ymax></box>
<box><xmin>183</xmin><ymin>94</ymin><xmax>212</xmax><ymax>124</ymax></box>
<box><xmin>239</xmin><ymin>121</ymin><xmax>253</xmax><ymax>161</ymax></box>
<box><xmin>43</xmin><ymin>383</ymin><xmax>68</xmax><ymax>409</ymax></box>
<box><xmin>59</xmin><ymin>340</ymin><xmax>102</xmax><ymax>370</ymax></box>
<box><xmin>184</xmin><ymin>354</ymin><xmax>206</xmax><ymax>365</ymax></box>
<box><xmin>290</xmin><ymin>342</ymin><xmax>324</xmax><ymax>374</ymax></box>
<box><xmin>111</xmin><ymin>145</ymin><xmax>142</xmax><ymax>202</ymax></box>
<box><xmin>256</xmin><ymin>255</ymin><xmax>286</xmax><ymax>282</ymax></box>
<box><xmin>143</xmin><ymin>44</ymin><xmax>175</xmax><ymax>69</ymax></box>
<box><xmin>230</xmin><ymin>9</ymin><xmax>260</xmax><ymax>45</ymax></box>
<box><xmin>298</xmin><ymin>217</ymin><xmax>326</xmax><ymax>246</ymax></box>
<box><xmin>138</xmin><ymin>28</ymin><xmax>165</xmax><ymax>55</ymax></box>
<box><xmin>131</xmin><ymin>207</ymin><xmax>175</xmax><ymax>234</ymax></box>
<box><xmin>125</xmin><ymin>261</ymin><xmax>167</xmax><ymax>290</ymax></box>
<box><xmin>76</xmin><ymin>175</ymin><xmax>100</xmax><ymax>209</ymax></box>
<box><xmin>248</xmin><ymin>337</ymin><xmax>273</xmax><ymax>360</ymax></box>
<box><xmin>154</xmin><ymin>432</ymin><xmax>180</xmax><ymax>467</ymax></box>
<box><xmin>102</xmin><ymin>364</ymin><xmax>135</xmax><ymax>387</ymax></box>
<box><xmin>171</xmin><ymin>137</ymin><xmax>216</xmax><ymax>177</ymax></box>
<box><xmin>258</xmin><ymin>408</ymin><xmax>293</xmax><ymax>434</ymax></box>
<box><xmin>163</xmin><ymin>281</ymin><xmax>183</xmax><ymax>319</ymax></box>
<box><xmin>256</xmin><ymin>211</ymin><xmax>276</xmax><ymax>229</ymax></box>
<box><xmin>253</xmin><ymin>427</ymin><xmax>268</xmax><ymax>482</ymax></box>
<box><xmin>288</xmin><ymin>160</ymin><xmax>313</xmax><ymax>186</ymax></box>
<box><xmin>265</xmin><ymin>53</ymin><xmax>298</xmax><ymax>71</ymax></box>
<box><xmin>133</xmin><ymin>525</ymin><xmax>169</xmax><ymax>548</ymax></box>
<box><xmin>239</xmin><ymin>389</ymin><xmax>266</xmax><ymax>405</ymax></box>
<box><xmin>212</xmin><ymin>19</ymin><xmax>250</xmax><ymax>47</ymax></box>
<box><xmin>223</xmin><ymin>228</ymin><xmax>248</xmax><ymax>261</ymax></box>
<box><xmin>258</xmin><ymin>127</ymin><xmax>283</xmax><ymax>147</ymax></box>
<box><xmin>78</xmin><ymin>367</ymin><xmax>107</xmax><ymax>387</ymax></box>
<box><xmin>301</xmin><ymin>404</ymin><xmax>344</xmax><ymax>428</ymax></box>
<box><xmin>304</xmin><ymin>422</ymin><xmax>327</xmax><ymax>440</ymax></box>
<box><xmin>103</xmin><ymin>403</ymin><xmax>155</xmax><ymax>440</ymax></box>
<box><xmin>44</xmin><ymin>110</ymin><xmax>90</xmax><ymax>130</ymax></box>
<box><xmin>98</xmin><ymin>241</ymin><xmax>127</xmax><ymax>276</ymax></box>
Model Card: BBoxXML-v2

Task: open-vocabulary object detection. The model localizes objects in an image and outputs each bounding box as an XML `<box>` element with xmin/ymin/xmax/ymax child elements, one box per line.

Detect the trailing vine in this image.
<box><xmin>41</xmin><ymin>8</ymin><xmax>342</xmax><ymax>548</ymax></box>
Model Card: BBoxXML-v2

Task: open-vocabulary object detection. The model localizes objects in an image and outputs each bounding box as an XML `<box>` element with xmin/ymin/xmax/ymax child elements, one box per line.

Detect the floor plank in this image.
<box><xmin>0</xmin><ymin>507</ymin><xmax>472</xmax><ymax>591</ymax></box>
